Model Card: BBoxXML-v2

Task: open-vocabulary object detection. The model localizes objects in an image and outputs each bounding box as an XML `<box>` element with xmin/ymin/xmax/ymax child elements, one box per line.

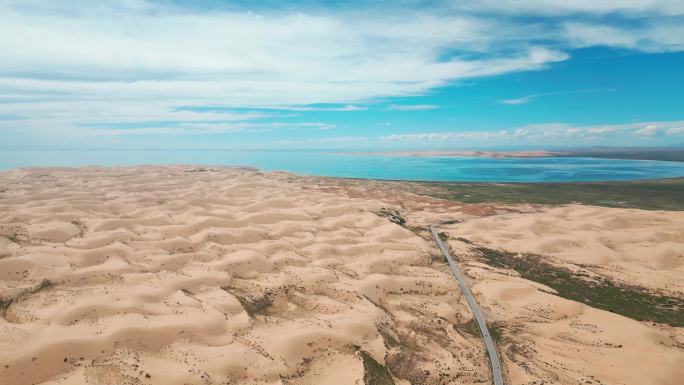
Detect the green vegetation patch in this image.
<box><xmin>377</xmin><ymin>325</ymin><xmax>400</xmax><ymax>348</ymax></box>
<box><xmin>358</xmin><ymin>349</ymin><xmax>395</xmax><ymax>385</ymax></box>
<box><xmin>474</xmin><ymin>246</ymin><xmax>684</xmax><ymax>326</ymax></box>
<box><xmin>456</xmin><ymin>318</ymin><xmax>503</xmax><ymax>342</ymax></box>
<box><xmin>235</xmin><ymin>294</ymin><xmax>272</xmax><ymax>317</ymax></box>
<box><xmin>0</xmin><ymin>297</ymin><xmax>11</xmax><ymax>312</ymax></box>
<box><xmin>1</xmin><ymin>232</ymin><xmax>24</xmax><ymax>245</ymax></box>
<box><xmin>456</xmin><ymin>318</ymin><xmax>480</xmax><ymax>337</ymax></box>
<box><xmin>385</xmin><ymin>351</ymin><xmax>428</xmax><ymax>385</ymax></box>
<box><xmin>488</xmin><ymin>324</ymin><xmax>503</xmax><ymax>342</ymax></box>
<box><xmin>430</xmin><ymin>253</ymin><xmax>447</xmax><ymax>264</ymax></box>
<box><xmin>220</xmin><ymin>287</ymin><xmax>272</xmax><ymax>317</ymax></box>
<box><xmin>1</xmin><ymin>279</ymin><xmax>55</xmax><ymax>315</ymax></box>
<box><xmin>420</xmin><ymin>178</ymin><xmax>684</xmax><ymax>210</ymax></box>
<box><xmin>375</xmin><ymin>207</ymin><xmax>407</xmax><ymax>226</ymax></box>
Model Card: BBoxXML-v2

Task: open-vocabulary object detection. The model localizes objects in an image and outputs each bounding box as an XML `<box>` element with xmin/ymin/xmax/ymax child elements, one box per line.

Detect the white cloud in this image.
<box><xmin>254</xmin><ymin>105</ymin><xmax>367</xmax><ymax>112</ymax></box>
<box><xmin>87</xmin><ymin>121</ymin><xmax>335</xmax><ymax>136</ymax></box>
<box><xmin>501</xmin><ymin>89</ymin><xmax>616</xmax><ymax>105</ymax></box>
<box><xmin>271</xmin><ymin>122</ymin><xmax>335</xmax><ymax>130</ymax></box>
<box><xmin>380</xmin><ymin>121</ymin><xmax>684</xmax><ymax>145</ymax></box>
<box><xmin>0</xmin><ymin>2</ymin><xmax>571</xmax><ymax>141</ymax></box>
<box><xmin>382</xmin><ymin>130</ymin><xmax>510</xmax><ymax>142</ymax></box>
<box><xmin>501</xmin><ymin>96</ymin><xmax>535</xmax><ymax>105</ymax></box>
<box><xmin>666</xmin><ymin>126</ymin><xmax>684</xmax><ymax>135</ymax></box>
<box><xmin>463</xmin><ymin>0</ymin><xmax>684</xmax><ymax>16</ymax></box>
<box><xmin>276</xmin><ymin>136</ymin><xmax>369</xmax><ymax>145</ymax></box>
<box><xmin>564</xmin><ymin>21</ymin><xmax>684</xmax><ymax>52</ymax></box>
<box><xmin>387</xmin><ymin>104</ymin><xmax>439</xmax><ymax>111</ymax></box>
<box><xmin>0</xmin><ymin>0</ymin><xmax>682</xmax><ymax>145</ymax></box>
<box><xmin>634</xmin><ymin>124</ymin><xmax>660</xmax><ymax>136</ymax></box>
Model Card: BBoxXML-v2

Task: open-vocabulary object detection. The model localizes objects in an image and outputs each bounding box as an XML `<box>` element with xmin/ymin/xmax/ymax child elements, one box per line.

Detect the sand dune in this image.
<box><xmin>0</xmin><ymin>166</ymin><xmax>490</xmax><ymax>385</ymax></box>
<box><xmin>448</xmin><ymin>205</ymin><xmax>684</xmax><ymax>294</ymax></box>
<box><xmin>438</xmin><ymin>207</ymin><xmax>684</xmax><ymax>385</ymax></box>
<box><xmin>1</xmin><ymin>166</ymin><xmax>682</xmax><ymax>385</ymax></box>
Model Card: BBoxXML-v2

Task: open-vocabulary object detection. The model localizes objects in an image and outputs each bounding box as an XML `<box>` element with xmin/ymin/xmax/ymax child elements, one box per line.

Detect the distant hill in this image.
<box><xmin>557</xmin><ymin>147</ymin><xmax>684</xmax><ymax>162</ymax></box>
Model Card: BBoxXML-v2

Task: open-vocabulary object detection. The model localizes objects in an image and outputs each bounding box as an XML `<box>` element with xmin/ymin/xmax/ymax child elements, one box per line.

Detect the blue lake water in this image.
<box><xmin>2</xmin><ymin>149</ymin><xmax>684</xmax><ymax>182</ymax></box>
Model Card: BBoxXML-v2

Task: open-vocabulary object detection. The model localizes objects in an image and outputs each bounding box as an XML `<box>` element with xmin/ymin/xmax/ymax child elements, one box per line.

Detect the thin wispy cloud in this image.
<box><xmin>89</xmin><ymin>121</ymin><xmax>335</xmax><ymax>136</ymax></box>
<box><xmin>381</xmin><ymin>121</ymin><xmax>684</xmax><ymax>146</ymax></box>
<box><xmin>265</xmin><ymin>105</ymin><xmax>367</xmax><ymax>112</ymax></box>
<box><xmin>501</xmin><ymin>96</ymin><xmax>536</xmax><ymax>105</ymax></box>
<box><xmin>564</xmin><ymin>22</ymin><xmax>684</xmax><ymax>52</ymax></box>
<box><xmin>387</xmin><ymin>104</ymin><xmax>439</xmax><ymax>111</ymax></box>
<box><xmin>501</xmin><ymin>89</ymin><xmax>616</xmax><ymax>105</ymax></box>
<box><xmin>174</xmin><ymin>105</ymin><xmax>367</xmax><ymax>113</ymax></box>
<box><xmin>277</xmin><ymin>136</ymin><xmax>369</xmax><ymax>145</ymax></box>
<box><xmin>456</xmin><ymin>0</ymin><xmax>684</xmax><ymax>16</ymax></box>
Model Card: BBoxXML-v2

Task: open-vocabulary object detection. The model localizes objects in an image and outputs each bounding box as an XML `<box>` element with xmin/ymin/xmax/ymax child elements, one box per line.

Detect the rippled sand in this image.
<box><xmin>0</xmin><ymin>166</ymin><xmax>682</xmax><ymax>385</ymax></box>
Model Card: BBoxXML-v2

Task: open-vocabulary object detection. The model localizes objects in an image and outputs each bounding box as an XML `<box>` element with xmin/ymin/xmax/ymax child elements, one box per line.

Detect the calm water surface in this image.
<box><xmin>2</xmin><ymin>149</ymin><xmax>684</xmax><ymax>182</ymax></box>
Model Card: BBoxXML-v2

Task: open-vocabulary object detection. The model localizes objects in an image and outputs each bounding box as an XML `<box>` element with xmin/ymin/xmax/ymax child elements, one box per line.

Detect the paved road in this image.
<box><xmin>429</xmin><ymin>223</ymin><xmax>505</xmax><ymax>385</ymax></box>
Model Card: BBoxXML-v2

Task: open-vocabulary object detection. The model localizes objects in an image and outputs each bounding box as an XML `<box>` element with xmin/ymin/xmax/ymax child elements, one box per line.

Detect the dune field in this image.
<box><xmin>0</xmin><ymin>166</ymin><xmax>682</xmax><ymax>385</ymax></box>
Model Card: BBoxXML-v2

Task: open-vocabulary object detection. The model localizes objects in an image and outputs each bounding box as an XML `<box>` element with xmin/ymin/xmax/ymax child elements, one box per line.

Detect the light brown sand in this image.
<box><xmin>448</xmin><ymin>205</ymin><xmax>684</xmax><ymax>295</ymax></box>
<box><xmin>439</xmin><ymin>207</ymin><xmax>684</xmax><ymax>385</ymax></box>
<box><xmin>0</xmin><ymin>166</ymin><xmax>488</xmax><ymax>385</ymax></box>
<box><xmin>0</xmin><ymin>166</ymin><xmax>682</xmax><ymax>385</ymax></box>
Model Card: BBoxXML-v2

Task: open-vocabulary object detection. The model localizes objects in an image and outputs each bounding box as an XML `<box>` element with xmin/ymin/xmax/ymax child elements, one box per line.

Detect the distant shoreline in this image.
<box><xmin>334</xmin><ymin>150</ymin><xmax>560</xmax><ymax>158</ymax></box>
<box><xmin>337</xmin><ymin>147</ymin><xmax>684</xmax><ymax>163</ymax></box>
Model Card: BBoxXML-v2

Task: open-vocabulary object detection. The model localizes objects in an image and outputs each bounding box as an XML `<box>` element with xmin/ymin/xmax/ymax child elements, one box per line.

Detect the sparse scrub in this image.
<box><xmin>221</xmin><ymin>287</ymin><xmax>272</xmax><ymax>317</ymax></box>
<box><xmin>417</xmin><ymin>178</ymin><xmax>684</xmax><ymax>211</ymax></box>
<box><xmin>474</xmin><ymin>246</ymin><xmax>684</xmax><ymax>326</ymax></box>
<box><xmin>430</xmin><ymin>253</ymin><xmax>447</xmax><ymax>264</ymax></box>
<box><xmin>377</xmin><ymin>325</ymin><xmax>400</xmax><ymax>348</ymax></box>
<box><xmin>0</xmin><ymin>279</ymin><xmax>55</xmax><ymax>316</ymax></box>
<box><xmin>375</xmin><ymin>208</ymin><xmax>406</xmax><ymax>226</ymax></box>
<box><xmin>488</xmin><ymin>324</ymin><xmax>503</xmax><ymax>342</ymax></box>
<box><xmin>456</xmin><ymin>318</ymin><xmax>480</xmax><ymax>337</ymax></box>
<box><xmin>385</xmin><ymin>351</ymin><xmax>427</xmax><ymax>385</ymax></box>
<box><xmin>358</xmin><ymin>349</ymin><xmax>395</xmax><ymax>385</ymax></box>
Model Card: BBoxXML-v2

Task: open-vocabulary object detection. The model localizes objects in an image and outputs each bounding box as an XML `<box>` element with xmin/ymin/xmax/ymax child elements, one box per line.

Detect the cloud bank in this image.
<box><xmin>0</xmin><ymin>0</ymin><xmax>683</xmax><ymax>146</ymax></box>
<box><xmin>381</xmin><ymin>121</ymin><xmax>684</xmax><ymax>147</ymax></box>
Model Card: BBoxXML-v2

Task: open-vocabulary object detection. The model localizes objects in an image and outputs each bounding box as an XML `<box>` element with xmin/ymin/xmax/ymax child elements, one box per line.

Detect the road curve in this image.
<box><xmin>429</xmin><ymin>223</ymin><xmax>505</xmax><ymax>385</ymax></box>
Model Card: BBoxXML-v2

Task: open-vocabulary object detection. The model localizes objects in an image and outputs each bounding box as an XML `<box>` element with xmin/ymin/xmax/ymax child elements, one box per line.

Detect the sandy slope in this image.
<box><xmin>0</xmin><ymin>166</ymin><xmax>682</xmax><ymax>385</ymax></box>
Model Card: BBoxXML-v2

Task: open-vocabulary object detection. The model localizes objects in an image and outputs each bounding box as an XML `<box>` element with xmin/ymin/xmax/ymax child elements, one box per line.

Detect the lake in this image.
<box><xmin>2</xmin><ymin>149</ymin><xmax>684</xmax><ymax>182</ymax></box>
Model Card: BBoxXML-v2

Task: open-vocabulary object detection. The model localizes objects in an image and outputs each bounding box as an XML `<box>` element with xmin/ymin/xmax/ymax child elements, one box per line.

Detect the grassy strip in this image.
<box><xmin>358</xmin><ymin>349</ymin><xmax>395</xmax><ymax>385</ymax></box>
<box><xmin>474</xmin><ymin>247</ymin><xmax>684</xmax><ymax>326</ymax></box>
<box><xmin>419</xmin><ymin>178</ymin><xmax>684</xmax><ymax>210</ymax></box>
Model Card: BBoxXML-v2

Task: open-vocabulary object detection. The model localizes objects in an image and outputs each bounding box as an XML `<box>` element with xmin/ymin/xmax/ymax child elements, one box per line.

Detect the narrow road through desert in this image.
<box><xmin>429</xmin><ymin>223</ymin><xmax>505</xmax><ymax>385</ymax></box>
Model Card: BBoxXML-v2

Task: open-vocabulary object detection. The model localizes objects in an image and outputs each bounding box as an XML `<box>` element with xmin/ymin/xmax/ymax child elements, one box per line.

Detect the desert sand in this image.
<box><xmin>438</xmin><ymin>207</ymin><xmax>684</xmax><ymax>385</ymax></box>
<box><xmin>0</xmin><ymin>166</ymin><xmax>682</xmax><ymax>385</ymax></box>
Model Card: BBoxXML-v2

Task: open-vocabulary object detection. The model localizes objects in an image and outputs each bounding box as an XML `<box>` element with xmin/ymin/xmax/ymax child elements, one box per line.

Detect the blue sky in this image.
<box><xmin>1</xmin><ymin>0</ymin><xmax>683</xmax><ymax>149</ymax></box>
